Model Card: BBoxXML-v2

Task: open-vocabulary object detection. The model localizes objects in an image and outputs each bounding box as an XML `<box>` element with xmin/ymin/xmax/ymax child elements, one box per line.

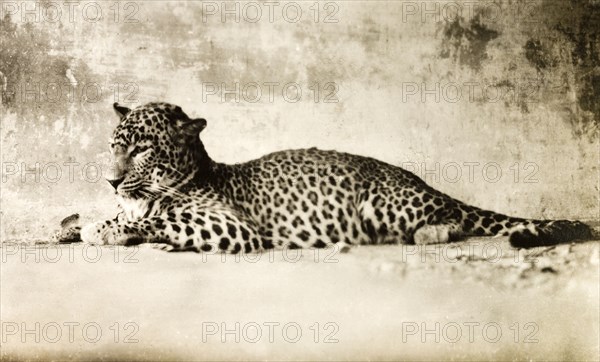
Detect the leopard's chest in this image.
<box><xmin>117</xmin><ymin>196</ymin><xmax>157</xmax><ymax>222</ymax></box>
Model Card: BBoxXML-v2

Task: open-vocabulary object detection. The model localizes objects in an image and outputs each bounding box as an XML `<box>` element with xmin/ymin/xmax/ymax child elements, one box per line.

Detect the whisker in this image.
<box><xmin>152</xmin><ymin>183</ymin><xmax>189</xmax><ymax>198</ymax></box>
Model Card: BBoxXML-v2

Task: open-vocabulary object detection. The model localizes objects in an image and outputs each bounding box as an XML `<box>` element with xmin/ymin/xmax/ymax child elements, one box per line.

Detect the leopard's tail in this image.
<box><xmin>506</xmin><ymin>219</ymin><xmax>593</xmax><ymax>248</ymax></box>
<box><xmin>453</xmin><ymin>202</ymin><xmax>593</xmax><ymax>248</ymax></box>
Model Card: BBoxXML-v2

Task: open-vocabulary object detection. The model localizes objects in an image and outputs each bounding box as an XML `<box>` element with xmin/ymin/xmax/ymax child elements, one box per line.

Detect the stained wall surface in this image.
<box><xmin>1</xmin><ymin>0</ymin><xmax>598</xmax><ymax>239</ymax></box>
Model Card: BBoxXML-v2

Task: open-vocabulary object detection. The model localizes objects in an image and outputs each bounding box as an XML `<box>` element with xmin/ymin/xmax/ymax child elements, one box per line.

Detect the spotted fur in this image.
<box><xmin>80</xmin><ymin>102</ymin><xmax>593</xmax><ymax>251</ymax></box>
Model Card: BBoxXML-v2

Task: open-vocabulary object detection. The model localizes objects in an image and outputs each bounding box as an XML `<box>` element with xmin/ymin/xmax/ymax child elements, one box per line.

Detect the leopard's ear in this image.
<box><xmin>177</xmin><ymin>117</ymin><xmax>207</xmax><ymax>137</ymax></box>
<box><xmin>113</xmin><ymin>103</ymin><xmax>131</xmax><ymax>119</ymax></box>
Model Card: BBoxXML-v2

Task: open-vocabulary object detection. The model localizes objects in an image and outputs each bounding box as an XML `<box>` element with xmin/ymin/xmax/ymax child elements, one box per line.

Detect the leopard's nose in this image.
<box><xmin>106</xmin><ymin>177</ymin><xmax>124</xmax><ymax>190</ymax></box>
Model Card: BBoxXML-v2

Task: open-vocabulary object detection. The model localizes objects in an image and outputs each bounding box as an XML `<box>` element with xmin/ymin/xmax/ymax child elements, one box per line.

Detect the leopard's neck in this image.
<box><xmin>189</xmin><ymin>161</ymin><xmax>244</xmax><ymax>201</ymax></box>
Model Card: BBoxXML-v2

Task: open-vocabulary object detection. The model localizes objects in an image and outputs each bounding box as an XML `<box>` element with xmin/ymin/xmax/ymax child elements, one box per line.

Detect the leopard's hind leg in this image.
<box><xmin>358</xmin><ymin>183</ymin><xmax>465</xmax><ymax>245</ymax></box>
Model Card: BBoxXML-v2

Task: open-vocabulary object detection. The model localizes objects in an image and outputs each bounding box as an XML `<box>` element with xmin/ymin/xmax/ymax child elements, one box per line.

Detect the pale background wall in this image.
<box><xmin>1</xmin><ymin>0</ymin><xmax>598</xmax><ymax>240</ymax></box>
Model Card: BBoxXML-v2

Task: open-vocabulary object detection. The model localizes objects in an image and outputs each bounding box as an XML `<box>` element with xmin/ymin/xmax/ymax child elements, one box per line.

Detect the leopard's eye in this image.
<box><xmin>129</xmin><ymin>147</ymin><xmax>141</xmax><ymax>157</ymax></box>
<box><xmin>130</xmin><ymin>146</ymin><xmax>150</xmax><ymax>158</ymax></box>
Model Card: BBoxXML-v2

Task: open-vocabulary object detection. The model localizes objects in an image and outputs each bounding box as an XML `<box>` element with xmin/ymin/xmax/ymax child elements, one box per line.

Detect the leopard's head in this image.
<box><xmin>106</xmin><ymin>102</ymin><xmax>209</xmax><ymax>198</ymax></box>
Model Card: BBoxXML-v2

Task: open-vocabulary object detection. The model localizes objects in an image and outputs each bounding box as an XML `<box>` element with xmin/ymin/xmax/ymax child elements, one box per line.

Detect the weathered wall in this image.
<box><xmin>1</xmin><ymin>0</ymin><xmax>598</xmax><ymax>239</ymax></box>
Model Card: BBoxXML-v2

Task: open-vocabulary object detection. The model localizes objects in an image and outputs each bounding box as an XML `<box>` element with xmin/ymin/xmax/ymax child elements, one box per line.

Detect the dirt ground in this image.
<box><xmin>1</xmin><ymin>235</ymin><xmax>599</xmax><ymax>361</ymax></box>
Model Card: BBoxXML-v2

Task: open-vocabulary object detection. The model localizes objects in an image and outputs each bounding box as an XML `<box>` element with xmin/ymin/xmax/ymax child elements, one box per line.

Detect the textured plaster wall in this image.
<box><xmin>0</xmin><ymin>0</ymin><xmax>598</xmax><ymax>239</ymax></box>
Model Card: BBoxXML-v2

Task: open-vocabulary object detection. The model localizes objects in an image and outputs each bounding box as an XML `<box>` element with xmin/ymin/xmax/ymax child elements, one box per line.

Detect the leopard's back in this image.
<box><xmin>209</xmin><ymin>148</ymin><xmax>444</xmax><ymax>247</ymax></box>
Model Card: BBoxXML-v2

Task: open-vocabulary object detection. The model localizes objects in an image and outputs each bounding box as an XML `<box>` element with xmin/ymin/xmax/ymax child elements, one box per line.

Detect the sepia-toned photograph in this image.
<box><xmin>1</xmin><ymin>0</ymin><xmax>598</xmax><ymax>360</ymax></box>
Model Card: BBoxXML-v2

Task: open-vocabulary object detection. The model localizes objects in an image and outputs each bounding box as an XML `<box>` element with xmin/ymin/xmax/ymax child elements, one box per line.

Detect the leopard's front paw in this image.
<box><xmin>51</xmin><ymin>226</ymin><xmax>82</xmax><ymax>243</ymax></box>
<box><xmin>50</xmin><ymin>213</ymin><xmax>83</xmax><ymax>243</ymax></box>
<box><xmin>81</xmin><ymin>221</ymin><xmax>118</xmax><ymax>245</ymax></box>
<box><xmin>80</xmin><ymin>222</ymin><xmax>105</xmax><ymax>244</ymax></box>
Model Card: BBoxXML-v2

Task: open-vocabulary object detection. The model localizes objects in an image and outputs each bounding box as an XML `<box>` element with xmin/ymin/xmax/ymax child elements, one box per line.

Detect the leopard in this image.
<box><xmin>79</xmin><ymin>102</ymin><xmax>593</xmax><ymax>253</ymax></box>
